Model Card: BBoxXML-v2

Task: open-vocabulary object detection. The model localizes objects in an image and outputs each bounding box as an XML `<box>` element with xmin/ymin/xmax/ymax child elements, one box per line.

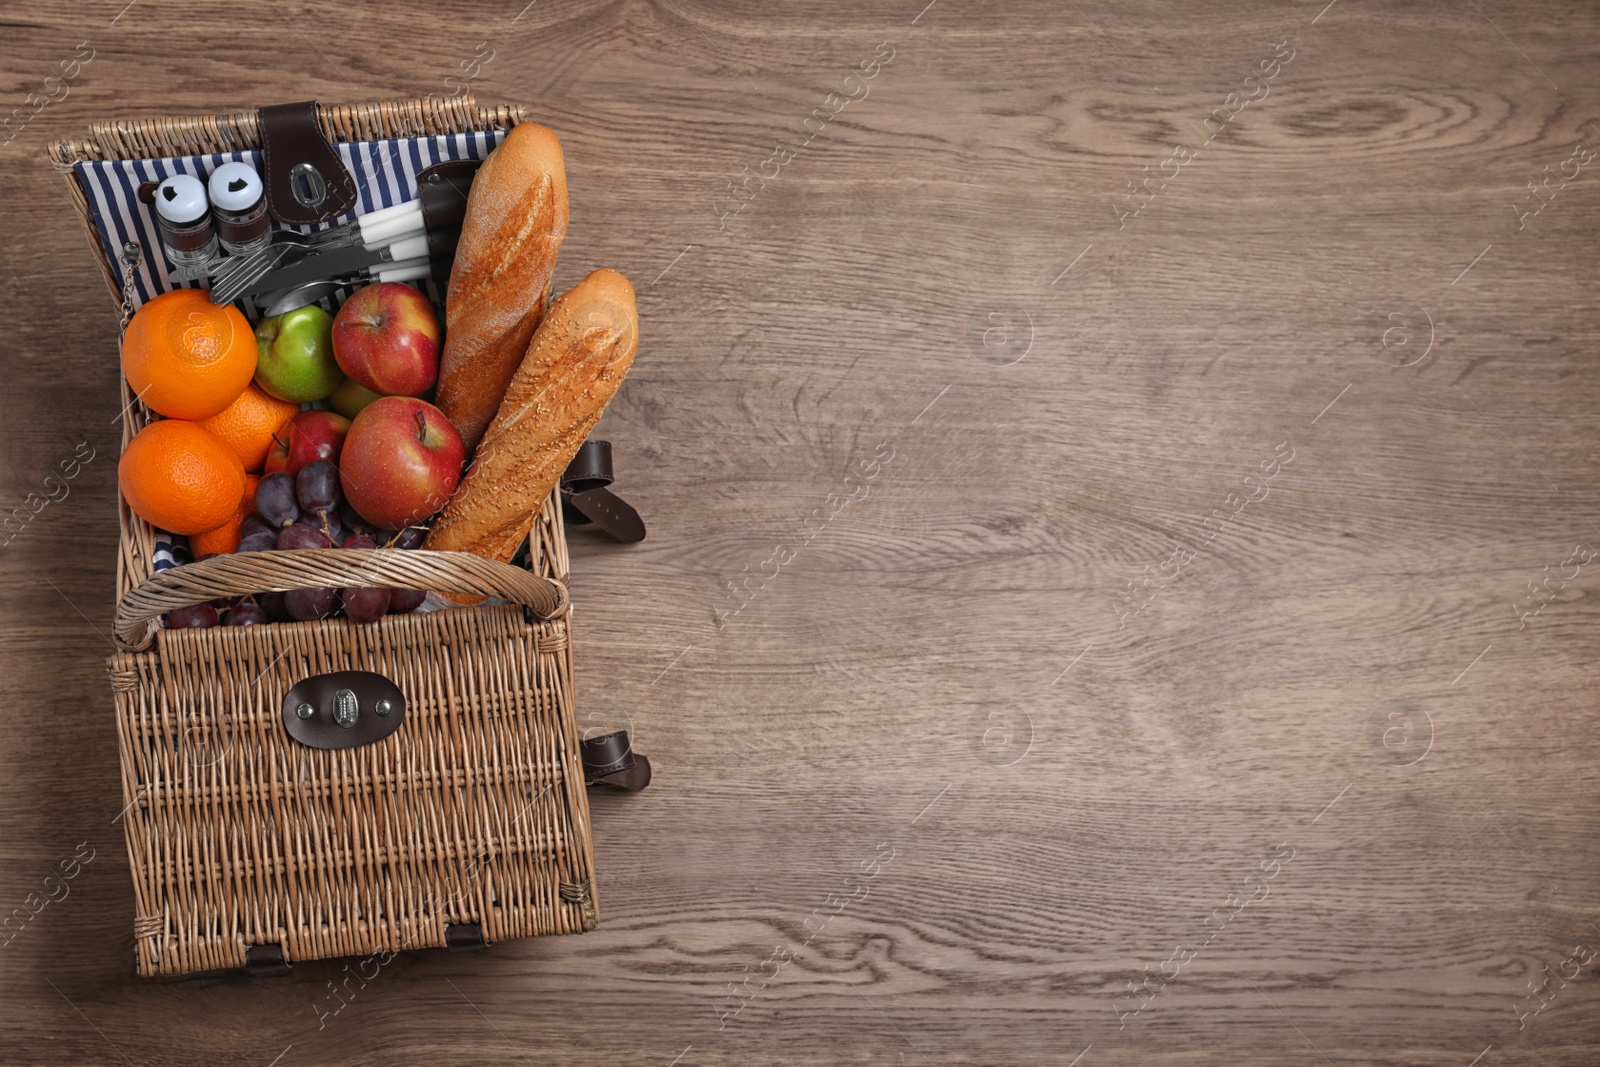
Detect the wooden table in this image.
<box><xmin>3</xmin><ymin>2</ymin><xmax>1597</xmax><ymax>1064</ymax></box>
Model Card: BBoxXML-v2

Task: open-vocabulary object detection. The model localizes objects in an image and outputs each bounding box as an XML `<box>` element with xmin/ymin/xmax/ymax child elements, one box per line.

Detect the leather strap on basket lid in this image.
<box><xmin>113</xmin><ymin>548</ymin><xmax>568</xmax><ymax>651</ymax></box>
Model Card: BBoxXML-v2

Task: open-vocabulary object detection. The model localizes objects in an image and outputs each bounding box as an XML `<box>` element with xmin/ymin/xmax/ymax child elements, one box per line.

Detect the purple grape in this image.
<box><xmin>389</xmin><ymin>526</ymin><xmax>426</xmax><ymax>550</ymax></box>
<box><xmin>341</xmin><ymin>586</ymin><xmax>391</xmax><ymax>624</ymax></box>
<box><xmin>240</xmin><ymin>513</ymin><xmax>272</xmax><ymax>540</ymax></box>
<box><xmin>338</xmin><ymin>501</ymin><xmax>378</xmax><ymax>537</ymax></box>
<box><xmin>260</xmin><ymin>591</ymin><xmax>292</xmax><ymax>623</ymax></box>
<box><xmin>238</xmin><ymin>530</ymin><xmax>278</xmax><ymax>553</ymax></box>
<box><xmin>284</xmin><ymin>587</ymin><xmax>337</xmax><ymax>621</ymax></box>
<box><xmin>296</xmin><ymin>460</ymin><xmax>341</xmax><ymax>514</ymax></box>
<box><xmin>277</xmin><ymin>522</ymin><xmax>331</xmax><ymax>550</ymax></box>
<box><xmin>228</xmin><ymin>598</ymin><xmax>268</xmax><ymax>626</ymax></box>
<box><xmin>166</xmin><ymin>604</ymin><xmax>219</xmax><ymax>629</ymax></box>
<box><xmin>388</xmin><ymin>587</ymin><xmax>426</xmax><ymax>614</ymax></box>
<box><xmin>336</xmin><ymin>535</ymin><xmax>389</xmax><ymax>622</ymax></box>
<box><xmin>256</xmin><ymin>472</ymin><xmax>301</xmax><ymax>528</ymax></box>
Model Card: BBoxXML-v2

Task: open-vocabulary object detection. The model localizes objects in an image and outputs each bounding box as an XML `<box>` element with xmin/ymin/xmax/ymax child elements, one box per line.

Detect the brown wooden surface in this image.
<box><xmin>3</xmin><ymin>1</ymin><xmax>1598</xmax><ymax>1064</ymax></box>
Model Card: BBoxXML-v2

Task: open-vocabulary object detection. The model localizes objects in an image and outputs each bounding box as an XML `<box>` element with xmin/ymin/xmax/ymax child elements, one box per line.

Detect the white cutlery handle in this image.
<box><xmin>358</xmin><ymin>203</ymin><xmax>424</xmax><ymax>247</ymax></box>
<box><xmin>384</xmin><ymin>234</ymin><xmax>431</xmax><ymax>263</ymax></box>
<box><xmin>375</xmin><ymin>258</ymin><xmax>432</xmax><ymax>283</ymax></box>
<box><xmin>356</xmin><ymin>198</ymin><xmax>421</xmax><ymax>229</ymax></box>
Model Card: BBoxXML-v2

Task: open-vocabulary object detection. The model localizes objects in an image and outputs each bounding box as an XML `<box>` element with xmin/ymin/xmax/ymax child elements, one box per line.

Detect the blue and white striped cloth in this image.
<box><xmin>152</xmin><ymin>532</ymin><xmax>190</xmax><ymax>573</ymax></box>
<box><xmin>76</xmin><ymin>130</ymin><xmax>507</xmax><ymax>314</ymax></box>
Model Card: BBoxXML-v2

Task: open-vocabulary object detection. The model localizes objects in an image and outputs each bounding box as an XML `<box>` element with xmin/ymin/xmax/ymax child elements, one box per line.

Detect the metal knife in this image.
<box><xmin>240</xmin><ymin>233</ymin><xmax>431</xmax><ymax>299</ymax></box>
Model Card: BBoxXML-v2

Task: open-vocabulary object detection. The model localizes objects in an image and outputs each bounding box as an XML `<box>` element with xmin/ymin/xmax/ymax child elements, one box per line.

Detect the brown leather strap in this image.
<box><xmin>560</xmin><ymin>440</ymin><xmax>646</xmax><ymax>543</ymax></box>
<box><xmin>444</xmin><ymin>923</ymin><xmax>487</xmax><ymax>950</ymax></box>
<box><xmin>418</xmin><ymin>159</ymin><xmax>479</xmax><ymax>228</ymax></box>
<box><xmin>581</xmin><ymin>731</ymin><xmax>651</xmax><ymax>791</ymax></box>
<box><xmin>418</xmin><ymin>159</ymin><xmax>481</xmax><ymax>295</ymax></box>
<box><xmin>426</xmin><ymin>223</ymin><xmax>462</xmax><ymax>267</ymax></box>
<box><xmin>259</xmin><ymin>101</ymin><xmax>358</xmax><ymax>225</ymax></box>
<box><xmin>244</xmin><ymin>943</ymin><xmax>291</xmax><ymax>975</ymax></box>
<box><xmin>562</xmin><ymin>438</ymin><xmax>615</xmax><ymax>493</ymax></box>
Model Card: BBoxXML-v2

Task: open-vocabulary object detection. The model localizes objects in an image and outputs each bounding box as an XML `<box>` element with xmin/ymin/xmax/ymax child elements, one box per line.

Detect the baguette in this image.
<box><xmin>425</xmin><ymin>268</ymin><xmax>639</xmax><ymax>566</ymax></box>
<box><xmin>437</xmin><ymin>122</ymin><xmax>569</xmax><ymax>451</ymax></box>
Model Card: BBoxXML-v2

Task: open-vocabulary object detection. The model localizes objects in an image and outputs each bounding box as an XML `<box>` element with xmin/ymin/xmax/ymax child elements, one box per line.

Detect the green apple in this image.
<box><xmin>330</xmin><ymin>376</ymin><xmax>384</xmax><ymax>419</ymax></box>
<box><xmin>254</xmin><ymin>306</ymin><xmax>342</xmax><ymax>403</ymax></box>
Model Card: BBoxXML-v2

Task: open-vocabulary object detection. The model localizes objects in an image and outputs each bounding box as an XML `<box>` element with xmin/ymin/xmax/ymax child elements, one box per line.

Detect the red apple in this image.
<box><xmin>263</xmin><ymin>410</ymin><xmax>350</xmax><ymax>477</ymax></box>
<box><xmin>339</xmin><ymin>397</ymin><xmax>464</xmax><ymax>529</ymax></box>
<box><xmin>331</xmin><ymin>282</ymin><xmax>441</xmax><ymax>397</ymax></box>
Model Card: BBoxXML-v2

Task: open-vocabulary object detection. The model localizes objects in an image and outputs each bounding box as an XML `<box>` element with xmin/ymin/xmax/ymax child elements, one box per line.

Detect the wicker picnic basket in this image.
<box><xmin>51</xmin><ymin>97</ymin><xmax>602</xmax><ymax>977</ymax></box>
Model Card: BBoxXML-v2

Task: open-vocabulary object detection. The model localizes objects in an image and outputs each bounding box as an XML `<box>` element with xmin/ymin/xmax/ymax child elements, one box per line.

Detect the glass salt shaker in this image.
<box><xmin>153</xmin><ymin>174</ymin><xmax>217</xmax><ymax>266</ymax></box>
<box><xmin>207</xmin><ymin>162</ymin><xmax>270</xmax><ymax>254</ymax></box>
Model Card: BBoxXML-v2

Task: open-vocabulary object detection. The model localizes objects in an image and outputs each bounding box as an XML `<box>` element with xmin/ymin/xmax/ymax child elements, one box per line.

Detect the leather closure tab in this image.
<box><xmin>258</xmin><ymin>101</ymin><xmax>358</xmax><ymax>225</ymax></box>
<box><xmin>282</xmin><ymin>671</ymin><xmax>406</xmax><ymax>750</ymax></box>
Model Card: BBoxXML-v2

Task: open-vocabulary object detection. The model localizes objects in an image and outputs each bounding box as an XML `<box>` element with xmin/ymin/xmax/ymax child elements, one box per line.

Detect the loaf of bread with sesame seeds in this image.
<box><xmin>425</xmin><ymin>268</ymin><xmax>638</xmax><ymax>568</ymax></box>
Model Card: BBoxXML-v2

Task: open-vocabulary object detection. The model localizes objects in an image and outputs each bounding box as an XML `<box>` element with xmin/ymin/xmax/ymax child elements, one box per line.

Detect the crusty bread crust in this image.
<box><xmin>425</xmin><ymin>268</ymin><xmax>638</xmax><ymax>565</ymax></box>
<box><xmin>437</xmin><ymin>122</ymin><xmax>569</xmax><ymax>451</ymax></box>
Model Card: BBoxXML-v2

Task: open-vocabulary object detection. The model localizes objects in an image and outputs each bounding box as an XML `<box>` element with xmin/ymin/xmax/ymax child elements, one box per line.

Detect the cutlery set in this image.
<box><xmin>209</xmin><ymin>198</ymin><xmax>432</xmax><ymax>306</ymax></box>
<box><xmin>154</xmin><ymin>161</ymin><xmax>465</xmax><ymax>314</ymax></box>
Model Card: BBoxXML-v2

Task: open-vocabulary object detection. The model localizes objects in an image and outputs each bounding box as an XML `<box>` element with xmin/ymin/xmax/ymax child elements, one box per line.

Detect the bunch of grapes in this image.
<box><xmin>163</xmin><ymin>460</ymin><xmax>429</xmax><ymax>630</ymax></box>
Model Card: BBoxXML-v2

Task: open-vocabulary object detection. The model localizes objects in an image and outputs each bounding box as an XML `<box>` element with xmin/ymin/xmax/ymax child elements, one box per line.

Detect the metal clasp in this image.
<box><xmin>288</xmin><ymin>162</ymin><xmax>328</xmax><ymax>208</ymax></box>
<box><xmin>333</xmin><ymin>689</ymin><xmax>358</xmax><ymax>729</ymax></box>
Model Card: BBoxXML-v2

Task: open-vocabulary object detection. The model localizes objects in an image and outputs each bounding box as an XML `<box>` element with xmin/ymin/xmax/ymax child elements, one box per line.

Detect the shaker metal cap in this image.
<box><xmin>154</xmin><ymin>174</ymin><xmax>209</xmax><ymax>223</ymax></box>
<box><xmin>208</xmin><ymin>162</ymin><xmax>263</xmax><ymax>212</ymax></box>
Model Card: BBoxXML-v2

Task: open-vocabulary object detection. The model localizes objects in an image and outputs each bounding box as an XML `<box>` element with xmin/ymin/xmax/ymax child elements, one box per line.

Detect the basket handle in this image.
<box><xmin>114</xmin><ymin>548</ymin><xmax>568</xmax><ymax>652</ymax></box>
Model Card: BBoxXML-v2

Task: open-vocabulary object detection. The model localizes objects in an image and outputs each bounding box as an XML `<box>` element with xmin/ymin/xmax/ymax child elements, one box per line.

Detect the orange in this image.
<box><xmin>118</xmin><ymin>419</ymin><xmax>246</xmax><ymax>535</ymax></box>
<box><xmin>198</xmin><ymin>385</ymin><xmax>299</xmax><ymax>471</ymax></box>
<box><xmin>122</xmin><ymin>289</ymin><xmax>256</xmax><ymax>420</ymax></box>
<box><xmin>190</xmin><ymin>474</ymin><xmax>258</xmax><ymax>555</ymax></box>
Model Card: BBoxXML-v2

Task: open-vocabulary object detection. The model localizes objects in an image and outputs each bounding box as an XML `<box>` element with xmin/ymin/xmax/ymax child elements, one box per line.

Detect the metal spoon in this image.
<box><xmin>259</xmin><ymin>279</ymin><xmax>346</xmax><ymax>319</ymax></box>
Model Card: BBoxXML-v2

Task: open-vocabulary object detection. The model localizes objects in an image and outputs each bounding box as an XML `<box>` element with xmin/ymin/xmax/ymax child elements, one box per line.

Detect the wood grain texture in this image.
<box><xmin>2</xmin><ymin>1</ymin><xmax>1598</xmax><ymax>1064</ymax></box>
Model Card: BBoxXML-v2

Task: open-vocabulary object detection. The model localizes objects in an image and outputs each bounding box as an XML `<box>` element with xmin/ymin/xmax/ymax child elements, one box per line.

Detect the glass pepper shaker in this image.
<box><xmin>153</xmin><ymin>174</ymin><xmax>217</xmax><ymax>266</ymax></box>
<box><xmin>207</xmin><ymin>161</ymin><xmax>270</xmax><ymax>254</ymax></box>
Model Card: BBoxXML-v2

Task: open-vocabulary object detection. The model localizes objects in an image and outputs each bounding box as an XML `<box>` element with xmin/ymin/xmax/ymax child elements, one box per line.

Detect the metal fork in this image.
<box><xmin>208</xmin><ymin>242</ymin><xmax>300</xmax><ymax>306</ymax></box>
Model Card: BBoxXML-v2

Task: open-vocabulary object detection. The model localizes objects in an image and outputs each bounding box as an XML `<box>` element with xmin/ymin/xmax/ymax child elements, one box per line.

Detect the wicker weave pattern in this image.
<box><xmin>103</xmin><ymin>505</ymin><xmax>594</xmax><ymax>979</ymax></box>
<box><xmin>108</xmin><ymin>591</ymin><xmax>595</xmax><ymax>976</ymax></box>
<box><xmin>114</xmin><ymin>548</ymin><xmax>570</xmax><ymax>650</ymax></box>
<box><xmin>47</xmin><ymin>96</ymin><xmax>524</xmax><ymax>168</ymax></box>
<box><xmin>56</xmin><ymin>96</ymin><xmax>599</xmax><ymax>977</ymax></box>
